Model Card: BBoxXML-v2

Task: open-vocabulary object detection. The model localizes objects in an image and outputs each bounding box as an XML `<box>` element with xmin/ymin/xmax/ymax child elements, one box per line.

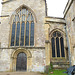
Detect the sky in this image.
<box><xmin>0</xmin><ymin>0</ymin><xmax>68</xmax><ymax>18</ymax></box>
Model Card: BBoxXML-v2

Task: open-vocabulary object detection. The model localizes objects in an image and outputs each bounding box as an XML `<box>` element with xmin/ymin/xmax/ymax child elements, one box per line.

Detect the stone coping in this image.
<box><xmin>45</xmin><ymin>16</ymin><xmax>66</xmax><ymax>24</ymax></box>
<box><xmin>63</xmin><ymin>0</ymin><xmax>74</xmax><ymax>18</ymax></box>
<box><xmin>0</xmin><ymin>15</ymin><xmax>9</xmax><ymax>17</ymax></box>
<box><xmin>0</xmin><ymin>46</ymin><xmax>45</xmax><ymax>49</ymax></box>
<box><xmin>46</xmin><ymin>16</ymin><xmax>64</xmax><ymax>19</ymax></box>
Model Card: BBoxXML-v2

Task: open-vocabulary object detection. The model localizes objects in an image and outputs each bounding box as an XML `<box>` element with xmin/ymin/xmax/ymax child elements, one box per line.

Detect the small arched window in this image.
<box><xmin>51</xmin><ymin>31</ymin><xmax>65</xmax><ymax>57</ymax></box>
<box><xmin>10</xmin><ymin>7</ymin><xmax>34</xmax><ymax>46</ymax></box>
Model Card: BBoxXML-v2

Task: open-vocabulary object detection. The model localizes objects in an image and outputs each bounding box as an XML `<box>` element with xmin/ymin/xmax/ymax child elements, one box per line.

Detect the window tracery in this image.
<box><xmin>10</xmin><ymin>7</ymin><xmax>34</xmax><ymax>46</ymax></box>
<box><xmin>51</xmin><ymin>31</ymin><xmax>65</xmax><ymax>57</ymax></box>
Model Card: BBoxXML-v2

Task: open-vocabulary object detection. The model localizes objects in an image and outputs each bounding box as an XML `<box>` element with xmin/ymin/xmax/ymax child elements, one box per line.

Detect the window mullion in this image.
<box><xmin>24</xmin><ymin>10</ymin><xmax>27</xmax><ymax>46</ymax></box>
<box><xmin>14</xmin><ymin>21</ymin><xmax>17</xmax><ymax>46</ymax></box>
<box><xmin>20</xmin><ymin>11</ymin><xmax>23</xmax><ymax>46</ymax></box>
<box><xmin>10</xmin><ymin>22</ymin><xmax>13</xmax><ymax>46</ymax></box>
<box><xmin>64</xmin><ymin>37</ymin><xmax>66</xmax><ymax>59</ymax></box>
<box><xmin>63</xmin><ymin>38</ymin><xmax>65</xmax><ymax>58</ymax></box>
<box><xmin>29</xmin><ymin>21</ymin><xmax>31</xmax><ymax>46</ymax></box>
<box><xmin>29</xmin><ymin>13</ymin><xmax>31</xmax><ymax>46</ymax></box>
<box><xmin>51</xmin><ymin>38</ymin><xmax>52</xmax><ymax>58</ymax></box>
<box><xmin>55</xmin><ymin>37</ymin><xmax>57</xmax><ymax>58</ymax></box>
<box><xmin>19</xmin><ymin>21</ymin><xmax>22</xmax><ymax>46</ymax></box>
<box><xmin>24</xmin><ymin>17</ymin><xmax>26</xmax><ymax>46</ymax></box>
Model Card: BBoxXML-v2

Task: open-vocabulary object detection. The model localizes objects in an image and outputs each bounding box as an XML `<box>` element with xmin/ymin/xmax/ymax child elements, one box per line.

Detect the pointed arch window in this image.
<box><xmin>10</xmin><ymin>7</ymin><xmax>34</xmax><ymax>46</ymax></box>
<box><xmin>51</xmin><ymin>31</ymin><xmax>65</xmax><ymax>57</ymax></box>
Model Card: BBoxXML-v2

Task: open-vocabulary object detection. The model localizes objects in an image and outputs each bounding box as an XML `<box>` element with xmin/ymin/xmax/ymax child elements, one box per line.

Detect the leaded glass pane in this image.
<box><xmin>11</xmin><ymin>22</ymin><xmax>16</xmax><ymax>46</ymax></box>
<box><xmin>30</xmin><ymin>22</ymin><xmax>34</xmax><ymax>46</ymax></box>
<box><xmin>22</xmin><ymin>16</ymin><xmax>23</xmax><ymax>21</ymax></box>
<box><xmin>51</xmin><ymin>37</ymin><xmax>55</xmax><ymax>57</ymax></box>
<box><xmin>26</xmin><ymin>10</ymin><xmax>29</xmax><ymax>15</ymax></box>
<box><xmin>25</xmin><ymin>21</ymin><xmax>29</xmax><ymax>46</ymax></box>
<box><xmin>56</xmin><ymin>37</ymin><xmax>60</xmax><ymax>57</ymax></box>
<box><xmin>17</xmin><ymin>15</ymin><xmax>20</xmax><ymax>22</ymax></box>
<box><xmin>57</xmin><ymin>31</ymin><xmax>61</xmax><ymax>37</ymax></box>
<box><xmin>20</xmin><ymin>22</ymin><xmax>25</xmax><ymax>46</ymax></box>
<box><xmin>15</xmin><ymin>15</ymin><xmax>17</xmax><ymax>22</ymax></box>
<box><xmin>53</xmin><ymin>32</ymin><xmax>56</xmax><ymax>37</ymax></box>
<box><xmin>31</xmin><ymin>14</ymin><xmax>34</xmax><ymax>21</ymax></box>
<box><xmin>60</xmin><ymin>37</ymin><xmax>65</xmax><ymax>57</ymax></box>
<box><xmin>16</xmin><ymin>22</ymin><xmax>20</xmax><ymax>46</ymax></box>
<box><xmin>27</xmin><ymin>14</ymin><xmax>30</xmax><ymax>21</ymax></box>
<box><xmin>24</xmin><ymin>15</ymin><xmax>25</xmax><ymax>21</ymax></box>
<box><xmin>22</xmin><ymin>9</ymin><xmax>25</xmax><ymax>14</ymax></box>
<box><xmin>53</xmin><ymin>31</ymin><xmax>61</xmax><ymax>37</ymax></box>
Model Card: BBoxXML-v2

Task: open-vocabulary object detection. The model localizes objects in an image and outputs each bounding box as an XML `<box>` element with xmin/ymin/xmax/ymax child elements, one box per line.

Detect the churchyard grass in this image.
<box><xmin>49</xmin><ymin>69</ymin><xmax>67</xmax><ymax>75</ymax></box>
<box><xmin>41</xmin><ymin>69</ymin><xmax>67</xmax><ymax>75</ymax></box>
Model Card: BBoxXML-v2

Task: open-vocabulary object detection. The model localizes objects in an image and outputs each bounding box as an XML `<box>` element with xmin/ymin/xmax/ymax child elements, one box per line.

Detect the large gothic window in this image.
<box><xmin>51</xmin><ymin>31</ymin><xmax>65</xmax><ymax>57</ymax></box>
<box><xmin>10</xmin><ymin>7</ymin><xmax>34</xmax><ymax>46</ymax></box>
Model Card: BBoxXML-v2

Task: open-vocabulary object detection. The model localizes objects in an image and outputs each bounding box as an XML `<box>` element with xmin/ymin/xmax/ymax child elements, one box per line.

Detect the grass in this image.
<box><xmin>48</xmin><ymin>69</ymin><xmax>67</xmax><ymax>75</ymax></box>
<box><xmin>41</xmin><ymin>69</ymin><xmax>67</xmax><ymax>75</ymax></box>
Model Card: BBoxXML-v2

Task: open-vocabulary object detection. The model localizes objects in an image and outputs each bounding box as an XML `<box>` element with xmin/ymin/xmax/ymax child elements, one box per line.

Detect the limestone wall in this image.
<box><xmin>0</xmin><ymin>0</ymin><xmax>46</xmax><ymax>72</ymax></box>
<box><xmin>0</xmin><ymin>49</ymin><xmax>11</xmax><ymax>71</ymax></box>
<box><xmin>0</xmin><ymin>48</ymin><xmax>45</xmax><ymax>72</ymax></box>
<box><xmin>64</xmin><ymin>0</ymin><xmax>75</xmax><ymax>65</ymax></box>
<box><xmin>0</xmin><ymin>0</ymin><xmax>46</xmax><ymax>47</ymax></box>
<box><xmin>45</xmin><ymin>17</ymin><xmax>67</xmax><ymax>68</ymax></box>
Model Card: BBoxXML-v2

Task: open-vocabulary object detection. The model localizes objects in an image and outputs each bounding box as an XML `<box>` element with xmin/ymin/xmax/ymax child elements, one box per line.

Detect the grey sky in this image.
<box><xmin>0</xmin><ymin>0</ymin><xmax>68</xmax><ymax>18</ymax></box>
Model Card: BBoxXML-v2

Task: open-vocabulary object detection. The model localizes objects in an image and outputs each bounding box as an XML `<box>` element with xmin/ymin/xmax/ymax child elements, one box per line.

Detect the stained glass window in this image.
<box><xmin>51</xmin><ymin>31</ymin><xmax>65</xmax><ymax>57</ymax></box>
<box><xmin>10</xmin><ymin>8</ymin><xmax>34</xmax><ymax>46</ymax></box>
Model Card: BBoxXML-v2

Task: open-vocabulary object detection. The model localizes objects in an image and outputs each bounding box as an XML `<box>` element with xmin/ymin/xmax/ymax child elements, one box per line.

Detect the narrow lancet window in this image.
<box><xmin>25</xmin><ymin>21</ymin><xmax>29</xmax><ymax>46</ymax></box>
<box><xmin>30</xmin><ymin>21</ymin><xmax>34</xmax><ymax>46</ymax></box>
<box><xmin>56</xmin><ymin>37</ymin><xmax>60</xmax><ymax>57</ymax></box>
<box><xmin>16</xmin><ymin>22</ymin><xmax>20</xmax><ymax>46</ymax></box>
<box><xmin>51</xmin><ymin>37</ymin><xmax>55</xmax><ymax>57</ymax></box>
<box><xmin>60</xmin><ymin>37</ymin><xmax>65</xmax><ymax>57</ymax></box>
<box><xmin>20</xmin><ymin>22</ymin><xmax>25</xmax><ymax>46</ymax></box>
<box><xmin>11</xmin><ymin>22</ymin><xmax>16</xmax><ymax>46</ymax></box>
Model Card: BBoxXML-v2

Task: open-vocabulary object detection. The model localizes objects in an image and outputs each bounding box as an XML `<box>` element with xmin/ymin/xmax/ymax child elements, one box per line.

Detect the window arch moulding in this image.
<box><xmin>9</xmin><ymin>5</ymin><xmax>36</xmax><ymax>47</ymax></box>
<box><xmin>9</xmin><ymin>4</ymin><xmax>37</xmax><ymax>24</ymax></box>
<box><xmin>49</xmin><ymin>29</ymin><xmax>66</xmax><ymax>58</ymax></box>
<box><xmin>49</xmin><ymin>28</ymin><xmax>66</xmax><ymax>39</ymax></box>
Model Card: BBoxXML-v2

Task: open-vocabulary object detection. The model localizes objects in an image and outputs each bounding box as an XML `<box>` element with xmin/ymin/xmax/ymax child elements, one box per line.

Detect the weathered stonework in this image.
<box><xmin>0</xmin><ymin>0</ymin><xmax>46</xmax><ymax>48</ymax></box>
<box><xmin>44</xmin><ymin>17</ymin><xmax>69</xmax><ymax>69</ymax></box>
<box><xmin>64</xmin><ymin>0</ymin><xmax>75</xmax><ymax>65</ymax></box>
<box><xmin>0</xmin><ymin>48</ymin><xmax>45</xmax><ymax>72</ymax></box>
<box><xmin>0</xmin><ymin>0</ymin><xmax>75</xmax><ymax>72</ymax></box>
<box><xmin>0</xmin><ymin>0</ymin><xmax>46</xmax><ymax>72</ymax></box>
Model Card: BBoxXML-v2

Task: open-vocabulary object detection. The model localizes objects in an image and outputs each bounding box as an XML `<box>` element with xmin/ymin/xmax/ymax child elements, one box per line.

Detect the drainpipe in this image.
<box><xmin>64</xmin><ymin>25</ymin><xmax>72</xmax><ymax>67</ymax></box>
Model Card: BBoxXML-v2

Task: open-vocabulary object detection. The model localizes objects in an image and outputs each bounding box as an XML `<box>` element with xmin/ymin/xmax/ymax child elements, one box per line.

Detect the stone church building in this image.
<box><xmin>0</xmin><ymin>0</ymin><xmax>75</xmax><ymax>72</ymax></box>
